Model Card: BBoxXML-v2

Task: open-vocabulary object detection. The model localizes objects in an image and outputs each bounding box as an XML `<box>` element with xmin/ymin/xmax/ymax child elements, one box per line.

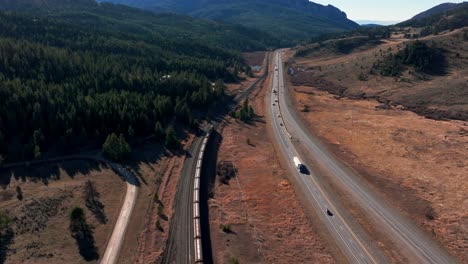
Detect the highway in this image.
<box><xmin>270</xmin><ymin>51</ymin><xmax>382</xmax><ymax>264</ymax></box>
<box><xmin>271</xmin><ymin>50</ymin><xmax>456</xmax><ymax>263</ymax></box>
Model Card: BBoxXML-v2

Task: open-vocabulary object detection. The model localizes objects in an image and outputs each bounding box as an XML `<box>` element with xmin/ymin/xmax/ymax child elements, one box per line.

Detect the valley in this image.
<box><xmin>0</xmin><ymin>0</ymin><xmax>466</xmax><ymax>263</ymax></box>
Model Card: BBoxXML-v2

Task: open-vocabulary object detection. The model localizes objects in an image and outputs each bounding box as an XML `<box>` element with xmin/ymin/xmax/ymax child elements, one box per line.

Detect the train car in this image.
<box><xmin>193</xmin><ymin>218</ymin><xmax>201</xmax><ymax>239</ymax></box>
<box><xmin>194</xmin><ymin>178</ymin><xmax>200</xmax><ymax>191</ymax></box>
<box><xmin>193</xmin><ymin>202</ymin><xmax>200</xmax><ymax>219</ymax></box>
<box><xmin>194</xmin><ymin>238</ymin><xmax>203</xmax><ymax>263</ymax></box>
<box><xmin>193</xmin><ymin>189</ymin><xmax>199</xmax><ymax>203</ymax></box>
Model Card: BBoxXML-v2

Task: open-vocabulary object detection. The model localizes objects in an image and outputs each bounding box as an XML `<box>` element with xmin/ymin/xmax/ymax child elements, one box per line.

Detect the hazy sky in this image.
<box><xmin>312</xmin><ymin>0</ymin><xmax>466</xmax><ymax>21</ymax></box>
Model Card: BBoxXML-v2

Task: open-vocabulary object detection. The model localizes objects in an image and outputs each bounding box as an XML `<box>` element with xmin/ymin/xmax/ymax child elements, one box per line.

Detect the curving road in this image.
<box><xmin>101</xmin><ymin>163</ymin><xmax>139</xmax><ymax>264</ymax></box>
<box><xmin>271</xmin><ymin>50</ymin><xmax>456</xmax><ymax>263</ymax></box>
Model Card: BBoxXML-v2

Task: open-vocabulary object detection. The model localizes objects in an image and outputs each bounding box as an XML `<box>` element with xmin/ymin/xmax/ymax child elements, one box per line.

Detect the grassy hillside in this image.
<box><xmin>291</xmin><ymin>29</ymin><xmax>468</xmax><ymax>121</ymax></box>
<box><xmin>101</xmin><ymin>0</ymin><xmax>359</xmax><ymax>40</ymax></box>
<box><xmin>411</xmin><ymin>2</ymin><xmax>466</xmax><ymax>20</ymax></box>
<box><xmin>398</xmin><ymin>2</ymin><xmax>468</xmax><ymax>36</ymax></box>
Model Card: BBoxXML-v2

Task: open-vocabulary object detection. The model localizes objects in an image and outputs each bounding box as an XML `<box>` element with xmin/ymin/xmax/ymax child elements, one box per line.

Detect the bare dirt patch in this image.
<box><xmin>0</xmin><ymin>160</ymin><xmax>126</xmax><ymax>264</ymax></box>
<box><xmin>292</xmin><ymin>86</ymin><xmax>468</xmax><ymax>261</ymax></box>
<box><xmin>242</xmin><ymin>51</ymin><xmax>267</xmax><ymax>68</ymax></box>
<box><xmin>208</xmin><ymin>60</ymin><xmax>336</xmax><ymax>263</ymax></box>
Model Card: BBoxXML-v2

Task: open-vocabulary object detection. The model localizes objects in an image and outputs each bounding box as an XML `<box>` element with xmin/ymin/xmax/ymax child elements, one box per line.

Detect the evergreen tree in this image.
<box><xmin>164</xmin><ymin>126</ymin><xmax>179</xmax><ymax>150</ymax></box>
<box><xmin>34</xmin><ymin>145</ymin><xmax>41</xmax><ymax>159</ymax></box>
<box><xmin>154</xmin><ymin>121</ymin><xmax>165</xmax><ymax>140</ymax></box>
<box><xmin>102</xmin><ymin>133</ymin><xmax>131</xmax><ymax>161</ymax></box>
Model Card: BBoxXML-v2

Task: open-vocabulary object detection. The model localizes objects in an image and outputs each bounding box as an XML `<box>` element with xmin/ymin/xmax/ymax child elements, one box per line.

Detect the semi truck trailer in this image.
<box><xmin>293</xmin><ymin>157</ymin><xmax>306</xmax><ymax>173</ymax></box>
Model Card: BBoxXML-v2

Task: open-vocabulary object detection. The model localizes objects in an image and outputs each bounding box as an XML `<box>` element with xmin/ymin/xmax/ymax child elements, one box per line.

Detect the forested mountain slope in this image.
<box><xmin>0</xmin><ymin>2</ymin><xmax>275</xmax><ymax>162</ymax></box>
<box><xmin>100</xmin><ymin>0</ymin><xmax>359</xmax><ymax>40</ymax></box>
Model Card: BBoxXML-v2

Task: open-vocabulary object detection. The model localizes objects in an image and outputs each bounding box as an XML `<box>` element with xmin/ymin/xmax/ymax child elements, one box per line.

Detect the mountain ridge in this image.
<box><xmin>411</xmin><ymin>2</ymin><xmax>467</xmax><ymax>20</ymax></box>
<box><xmin>99</xmin><ymin>0</ymin><xmax>359</xmax><ymax>40</ymax></box>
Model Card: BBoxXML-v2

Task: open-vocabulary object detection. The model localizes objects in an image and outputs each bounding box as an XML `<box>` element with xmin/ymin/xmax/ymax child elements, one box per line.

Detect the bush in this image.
<box><xmin>230</xmin><ymin>257</ymin><xmax>240</xmax><ymax>264</ymax></box>
<box><xmin>102</xmin><ymin>133</ymin><xmax>131</xmax><ymax>161</ymax></box>
<box><xmin>236</xmin><ymin>99</ymin><xmax>255</xmax><ymax>122</ymax></box>
<box><xmin>157</xmin><ymin>204</ymin><xmax>164</xmax><ymax>216</ymax></box>
<box><xmin>0</xmin><ymin>210</ymin><xmax>11</xmax><ymax>231</ymax></box>
<box><xmin>358</xmin><ymin>72</ymin><xmax>368</xmax><ymax>81</ymax></box>
<box><xmin>154</xmin><ymin>121</ymin><xmax>165</xmax><ymax>140</ymax></box>
<box><xmin>16</xmin><ymin>186</ymin><xmax>23</xmax><ymax>201</ymax></box>
<box><xmin>217</xmin><ymin>161</ymin><xmax>236</xmax><ymax>184</ymax></box>
<box><xmin>164</xmin><ymin>126</ymin><xmax>180</xmax><ymax>150</ymax></box>
<box><xmin>220</xmin><ymin>224</ymin><xmax>232</xmax><ymax>233</ymax></box>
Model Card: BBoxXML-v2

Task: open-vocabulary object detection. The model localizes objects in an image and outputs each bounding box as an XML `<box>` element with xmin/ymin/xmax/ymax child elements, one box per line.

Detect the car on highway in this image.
<box><xmin>326</xmin><ymin>208</ymin><xmax>333</xmax><ymax>217</ymax></box>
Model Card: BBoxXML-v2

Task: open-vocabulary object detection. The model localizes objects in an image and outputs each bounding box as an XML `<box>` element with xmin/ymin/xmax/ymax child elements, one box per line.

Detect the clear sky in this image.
<box><xmin>312</xmin><ymin>0</ymin><xmax>466</xmax><ymax>21</ymax></box>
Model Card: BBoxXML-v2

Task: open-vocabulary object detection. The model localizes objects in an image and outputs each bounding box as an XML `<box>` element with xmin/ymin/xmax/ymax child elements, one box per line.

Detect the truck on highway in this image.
<box><xmin>293</xmin><ymin>157</ymin><xmax>306</xmax><ymax>173</ymax></box>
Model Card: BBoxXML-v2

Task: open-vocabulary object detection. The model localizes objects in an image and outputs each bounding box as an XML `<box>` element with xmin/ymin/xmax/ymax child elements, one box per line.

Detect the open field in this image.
<box><xmin>285</xmin><ymin>31</ymin><xmax>467</xmax><ymax>260</ymax></box>
<box><xmin>207</xmin><ymin>61</ymin><xmax>337</xmax><ymax>264</ymax></box>
<box><xmin>0</xmin><ymin>161</ymin><xmax>126</xmax><ymax>264</ymax></box>
<box><xmin>291</xmin><ymin>86</ymin><xmax>467</xmax><ymax>261</ymax></box>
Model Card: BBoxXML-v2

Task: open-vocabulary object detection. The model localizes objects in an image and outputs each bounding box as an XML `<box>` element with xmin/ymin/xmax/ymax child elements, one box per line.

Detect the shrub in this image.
<box><xmin>358</xmin><ymin>72</ymin><xmax>368</xmax><ymax>81</ymax></box>
<box><xmin>16</xmin><ymin>186</ymin><xmax>23</xmax><ymax>201</ymax></box>
<box><xmin>154</xmin><ymin>122</ymin><xmax>165</xmax><ymax>140</ymax></box>
<box><xmin>157</xmin><ymin>204</ymin><xmax>164</xmax><ymax>216</ymax></box>
<box><xmin>220</xmin><ymin>224</ymin><xmax>232</xmax><ymax>233</ymax></box>
<box><xmin>0</xmin><ymin>210</ymin><xmax>11</xmax><ymax>231</ymax></box>
<box><xmin>230</xmin><ymin>257</ymin><xmax>240</xmax><ymax>264</ymax></box>
<box><xmin>164</xmin><ymin>126</ymin><xmax>180</xmax><ymax>150</ymax></box>
<box><xmin>236</xmin><ymin>99</ymin><xmax>255</xmax><ymax>122</ymax></box>
<box><xmin>102</xmin><ymin>133</ymin><xmax>131</xmax><ymax>161</ymax></box>
<box><xmin>217</xmin><ymin>161</ymin><xmax>236</xmax><ymax>184</ymax></box>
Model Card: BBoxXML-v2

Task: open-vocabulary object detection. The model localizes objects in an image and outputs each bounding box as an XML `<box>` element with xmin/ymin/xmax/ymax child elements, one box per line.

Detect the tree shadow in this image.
<box><xmin>0</xmin><ymin>228</ymin><xmax>14</xmax><ymax>264</ymax></box>
<box><xmin>0</xmin><ymin>159</ymin><xmax>104</xmax><ymax>190</ymax></box>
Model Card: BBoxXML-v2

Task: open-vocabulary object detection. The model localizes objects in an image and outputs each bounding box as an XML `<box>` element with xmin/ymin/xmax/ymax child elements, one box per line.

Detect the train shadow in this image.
<box><xmin>199</xmin><ymin>129</ymin><xmax>222</xmax><ymax>264</ymax></box>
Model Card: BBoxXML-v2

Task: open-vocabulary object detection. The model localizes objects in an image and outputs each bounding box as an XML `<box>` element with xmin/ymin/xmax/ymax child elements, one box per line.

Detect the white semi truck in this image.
<box><xmin>293</xmin><ymin>157</ymin><xmax>306</xmax><ymax>173</ymax></box>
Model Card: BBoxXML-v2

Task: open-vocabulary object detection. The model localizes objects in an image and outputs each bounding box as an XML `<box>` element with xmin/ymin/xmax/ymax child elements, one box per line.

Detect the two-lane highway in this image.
<box><xmin>269</xmin><ymin>52</ymin><xmax>383</xmax><ymax>264</ymax></box>
<box><xmin>272</xmin><ymin>50</ymin><xmax>456</xmax><ymax>263</ymax></box>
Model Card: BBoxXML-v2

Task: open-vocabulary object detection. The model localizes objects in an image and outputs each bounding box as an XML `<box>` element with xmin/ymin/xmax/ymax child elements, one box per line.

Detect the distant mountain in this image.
<box><xmin>411</xmin><ymin>2</ymin><xmax>466</xmax><ymax>20</ymax></box>
<box><xmin>0</xmin><ymin>0</ymin><xmax>97</xmax><ymax>10</ymax></box>
<box><xmin>100</xmin><ymin>0</ymin><xmax>359</xmax><ymax>40</ymax></box>
<box><xmin>360</xmin><ymin>24</ymin><xmax>384</xmax><ymax>28</ymax></box>
<box><xmin>398</xmin><ymin>2</ymin><xmax>467</xmax><ymax>34</ymax></box>
<box><xmin>0</xmin><ymin>0</ymin><xmax>282</xmax><ymax>50</ymax></box>
<box><xmin>355</xmin><ymin>20</ymin><xmax>400</xmax><ymax>26</ymax></box>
